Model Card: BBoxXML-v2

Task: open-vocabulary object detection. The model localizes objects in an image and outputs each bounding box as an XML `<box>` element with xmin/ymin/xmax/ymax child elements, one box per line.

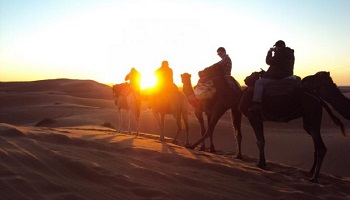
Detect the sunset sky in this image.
<box><xmin>1</xmin><ymin>0</ymin><xmax>349</xmax><ymax>88</ymax></box>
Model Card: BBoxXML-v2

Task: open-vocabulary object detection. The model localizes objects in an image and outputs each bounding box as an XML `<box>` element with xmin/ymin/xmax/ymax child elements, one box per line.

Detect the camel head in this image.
<box><xmin>181</xmin><ymin>73</ymin><xmax>192</xmax><ymax>84</ymax></box>
<box><xmin>302</xmin><ymin>71</ymin><xmax>338</xmax><ymax>97</ymax></box>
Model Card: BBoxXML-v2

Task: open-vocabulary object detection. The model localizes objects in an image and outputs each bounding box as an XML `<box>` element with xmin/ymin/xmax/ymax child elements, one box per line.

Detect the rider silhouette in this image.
<box><xmin>199</xmin><ymin>47</ymin><xmax>232</xmax><ymax>80</ymax></box>
<box><xmin>154</xmin><ymin>61</ymin><xmax>176</xmax><ymax>92</ymax></box>
<box><xmin>125</xmin><ymin>67</ymin><xmax>141</xmax><ymax>97</ymax></box>
<box><xmin>250</xmin><ymin>40</ymin><xmax>295</xmax><ymax>111</ymax></box>
<box><xmin>150</xmin><ymin>61</ymin><xmax>178</xmax><ymax>108</ymax></box>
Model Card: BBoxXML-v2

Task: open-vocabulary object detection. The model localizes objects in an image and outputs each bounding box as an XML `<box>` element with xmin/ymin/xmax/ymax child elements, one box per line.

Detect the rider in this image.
<box><xmin>154</xmin><ymin>61</ymin><xmax>176</xmax><ymax>91</ymax></box>
<box><xmin>199</xmin><ymin>47</ymin><xmax>232</xmax><ymax>80</ymax></box>
<box><xmin>151</xmin><ymin>60</ymin><xmax>178</xmax><ymax>108</ymax></box>
<box><xmin>250</xmin><ymin>40</ymin><xmax>295</xmax><ymax>111</ymax></box>
<box><xmin>125</xmin><ymin>67</ymin><xmax>141</xmax><ymax>97</ymax></box>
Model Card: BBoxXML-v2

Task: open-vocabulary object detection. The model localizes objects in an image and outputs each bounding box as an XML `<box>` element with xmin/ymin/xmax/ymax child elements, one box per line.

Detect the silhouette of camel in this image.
<box><xmin>181</xmin><ymin>73</ymin><xmax>243</xmax><ymax>157</ymax></box>
<box><xmin>239</xmin><ymin>70</ymin><xmax>346</xmax><ymax>183</ymax></box>
<box><xmin>112</xmin><ymin>83</ymin><xmax>140</xmax><ymax>135</ymax></box>
<box><xmin>151</xmin><ymin>89</ymin><xmax>190</xmax><ymax>145</ymax></box>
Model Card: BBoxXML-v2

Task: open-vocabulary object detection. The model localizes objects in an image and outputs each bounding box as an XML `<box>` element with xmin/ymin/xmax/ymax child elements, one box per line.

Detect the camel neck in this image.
<box><xmin>327</xmin><ymin>89</ymin><xmax>350</xmax><ymax>120</ymax></box>
<box><xmin>182</xmin><ymin>81</ymin><xmax>195</xmax><ymax>96</ymax></box>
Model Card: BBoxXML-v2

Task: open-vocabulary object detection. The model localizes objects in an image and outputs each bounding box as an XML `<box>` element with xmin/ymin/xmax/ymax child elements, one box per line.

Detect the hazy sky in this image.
<box><xmin>1</xmin><ymin>0</ymin><xmax>349</xmax><ymax>87</ymax></box>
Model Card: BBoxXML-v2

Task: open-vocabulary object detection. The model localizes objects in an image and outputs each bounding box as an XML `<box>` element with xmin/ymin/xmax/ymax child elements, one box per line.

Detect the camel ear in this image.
<box><xmin>189</xmin><ymin>74</ymin><xmax>191</xmax><ymax>78</ymax></box>
<box><xmin>327</xmin><ymin>71</ymin><xmax>330</xmax><ymax>75</ymax></box>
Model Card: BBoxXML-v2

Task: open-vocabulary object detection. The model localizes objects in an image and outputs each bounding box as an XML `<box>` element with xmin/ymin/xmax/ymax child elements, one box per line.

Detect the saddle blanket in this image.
<box><xmin>194</xmin><ymin>80</ymin><xmax>216</xmax><ymax>100</ymax></box>
<box><xmin>264</xmin><ymin>76</ymin><xmax>301</xmax><ymax>97</ymax></box>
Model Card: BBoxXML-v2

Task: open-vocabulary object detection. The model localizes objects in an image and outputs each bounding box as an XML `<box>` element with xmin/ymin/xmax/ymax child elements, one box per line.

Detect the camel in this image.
<box><xmin>239</xmin><ymin>70</ymin><xmax>347</xmax><ymax>183</ymax></box>
<box><xmin>150</xmin><ymin>88</ymin><xmax>190</xmax><ymax>145</ymax></box>
<box><xmin>181</xmin><ymin>73</ymin><xmax>243</xmax><ymax>157</ymax></box>
<box><xmin>112</xmin><ymin>83</ymin><xmax>141</xmax><ymax>135</ymax></box>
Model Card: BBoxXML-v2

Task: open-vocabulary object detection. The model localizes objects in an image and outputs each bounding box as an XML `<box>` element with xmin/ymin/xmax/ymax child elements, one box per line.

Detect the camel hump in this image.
<box><xmin>151</xmin><ymin>84</ymin><xmax>181</xmax><ymax>113</ymax></box>
<box><xmin>225</xmin><ymin>75</ymin><xmax>242</xmax><ymax>93</ymax></box>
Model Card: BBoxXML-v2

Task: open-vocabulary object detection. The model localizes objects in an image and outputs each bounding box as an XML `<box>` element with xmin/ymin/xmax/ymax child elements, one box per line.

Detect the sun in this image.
<box><xmin>140</xmin><ymin>71</ymin><xmax>157</xmax><ymax>90</ymax></box>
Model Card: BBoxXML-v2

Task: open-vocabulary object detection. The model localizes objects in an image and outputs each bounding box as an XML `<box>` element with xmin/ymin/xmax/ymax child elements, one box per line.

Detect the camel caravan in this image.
<box><xmin>112</xmin><ymin>42</ymin><xmax>350</xmax><ymax>183</ymax></box>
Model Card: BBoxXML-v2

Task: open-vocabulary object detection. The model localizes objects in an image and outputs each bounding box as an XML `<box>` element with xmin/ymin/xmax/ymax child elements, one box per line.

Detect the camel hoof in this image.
<box><xmin>257</xmin><ymin>162</ymin><xmax>267</xmax><ymax>169</ymax></box>
<box><xmin>199</xmin><ymin>145</ymin><xmax>206</xmax><ymax>151</ymax></box>
<box><xmin>308</xmin><ymin>178</ymin><xmax>318</xmax><ymax>183</ymax></box>
<box><xmin>159</xmin><ymin>137</ymin><xmax>165</xmax><ymax>142</ymax></box>
<box><xmin>172</xmin><ymin>140</ymin><xmax>179</xmax><ymax>145</ymax></box>
<box><xmin>187</xmin><ymin>145</ymin><xmax>195</xmax><ymax>150</ymax></box>
<box><xmin>235</xmin><ymin>154</ymin><xmax>243</xmax><ymax>160</ymax></box>
<box><xmin>209</xmin><ymin>148</ymin><xmax>216</xmax><ymax>153</ymax></box>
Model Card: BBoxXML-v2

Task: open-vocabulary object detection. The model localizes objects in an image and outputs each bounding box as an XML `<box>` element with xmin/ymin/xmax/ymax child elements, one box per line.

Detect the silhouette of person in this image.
<box><xmin>154</xmin><ymin>61</ymin><xmax>175</xmax><ymax>91</ymax></box>
<box><xmin>125</xmin><ymin>67</ymin><xmax>141</xmax><ymax>96</ymax></box>
<box><xmin>250</xmin><ymin>40</ymin><xmax>295</xmax><ymax>110</ymax></box>
<box><xmin>151</xmin><ymin>60</ymin><xmax>178</xmax><ymax>108</ymax></box>
<box><xmin>199</xmin><ymin>47</ymin><xmax>232</xmax><ymax>80</ymax></box>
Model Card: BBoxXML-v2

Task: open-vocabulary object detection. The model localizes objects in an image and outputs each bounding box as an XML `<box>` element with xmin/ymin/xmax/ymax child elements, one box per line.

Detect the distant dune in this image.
<box><xmin>0</xmin><ymin>79</ymin><xmax>349</xmax><ymax>199</ymax></box>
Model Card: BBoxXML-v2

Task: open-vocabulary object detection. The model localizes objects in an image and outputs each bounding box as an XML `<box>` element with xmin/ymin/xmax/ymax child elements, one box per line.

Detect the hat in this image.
<box><xmin>274</xmin><ymin>40</ymin><xmax>286</xmax><ymax>47</ymax></box>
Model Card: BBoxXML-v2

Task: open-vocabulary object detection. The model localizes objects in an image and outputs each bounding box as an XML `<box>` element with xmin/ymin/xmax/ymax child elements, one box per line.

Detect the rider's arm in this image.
<box><xmin>125</xmin><ymin>73</ymin><xmax>130</xmax><ymax>81</ymax></box>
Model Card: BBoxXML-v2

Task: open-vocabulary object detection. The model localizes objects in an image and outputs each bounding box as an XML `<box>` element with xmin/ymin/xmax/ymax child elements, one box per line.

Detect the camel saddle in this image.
<box><xmin>195</xmin><ymin>75</ymin><xmax>241</xmax><ymax>100</ymax></box>
<box><xmin>261</xmin><ymin>76</ymin><xmax>302</xmax><ymax>122</ymax></box>
<box><xmin>264</xmin><ymin>76</ymin><xmax>301</xmax><ymax>97</ymax></box>
<box><xmin>194</xmin><ymin>80</ymin><xmax>216</xmax><ymax>100</ymax></box>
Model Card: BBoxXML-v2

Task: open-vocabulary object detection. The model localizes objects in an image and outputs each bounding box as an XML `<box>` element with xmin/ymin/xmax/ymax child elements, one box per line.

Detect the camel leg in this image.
<box><xmin>304</xmin><ymin>127</ymin><xmax>326</xmax><ymax>183</ymax></box>
<box><xmin>172</xmin><ymin>116</ymin><xmax>182</xmax><ymax>144</ymax></box>
<box><xmin>117</xmin><ymin>108</ymin><xmax>122</xmax><ymax>133</ymax></box>
<box><xmin>136</xmin><ymin>99</ymin><xmax>141</xmax><ymax>136</ymax></box>
<box><xmin>195</xmin><ymin>111</ymin><xmax>206</xmax><ymax>150</ymax></box>
<box><xmin>153</xmin><ymin>111</ymin><xmax>165</xmax><ymax>141</ymax></box>
<box><xmin>303</xmin><ymin>106</ymin><xmax>325</xmax><ymax>183</ymax></box>
<box><xmin>133</xmin><ymin>103</ymin><xmax>141</xmax><ymax>137</ymax></box>
<box><xmin>208</xmin><ymin>110</ymin><xmax>216</xmax><ymax>152</ymax></box>
<box><xmin>159</xmin><ymin>114</ymin><xmax>166</xmax><ymax>141</ymax></box>
<box><xmin>309</xmin><ymin>132</ymin><xmax>327</xmax><ymax>183</ymax></box>
<box><xmin>135</xmin><ymin>115</ymin><xmax>140</xmax><ymax>137</ymax></box>
<box><xmin>127</xmin><ymin>111</ymin><xmax>132</xmax><ymax>135</ymax></box>
<box><xmin>190</xmin><ymin>106</ymin><xmax>226</xmax><ymax>151</ymax></box>
<box><xmin>209</xmin><ymin>133</ymin><xmax>215</xmax><ymax>153</ymax></box>
<box><xmin>206</xmin><ymin>114</ymin><xmax>212</xmax><ymax>152</ymax></box>
<box><xmin>248</xmin><ymin>115</ymin><xmax>266</xmax><ymax>168</ymax></box>
<box><xmin>207</xmin><ymin>108</ymin><xmax>228</xmax><ymax>153</ymax></box>
<box><xmin>182</xmin><ymin>114</ymin><xmax>190</xmax><ymax>147</ymax></box>
<box><xmin>232</xmin><ymin>108</ymin><xmax>243</xmax><ymax>159</ymax></box>
<box><xmin>310</xmin><ymin>150</ymin><xmax>317</xmax><ymax>174</ymax></box>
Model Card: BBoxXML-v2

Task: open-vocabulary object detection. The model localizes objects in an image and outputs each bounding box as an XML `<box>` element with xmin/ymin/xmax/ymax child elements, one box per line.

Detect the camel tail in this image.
<box><xmin>320</xmin><ymin>98</ymin><xmax>346</xmax><ymax>137</ymax></box>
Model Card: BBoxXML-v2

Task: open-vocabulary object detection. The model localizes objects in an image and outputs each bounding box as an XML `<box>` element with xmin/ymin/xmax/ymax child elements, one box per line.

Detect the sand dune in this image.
<box><xmin>1</xmin><ymin>79</ymin><xmax>350</xmax><ymax>199</ymax></box>
<box><xmin>1</xmin><ymin>123</ymin><xmax>349</xmax><ymax>200</ymax></box>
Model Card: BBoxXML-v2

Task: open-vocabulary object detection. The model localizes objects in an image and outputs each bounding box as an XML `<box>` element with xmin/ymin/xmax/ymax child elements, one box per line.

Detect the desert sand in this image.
<box><xmin>0</xmin><ymin>79</ymin><xmax>350</xmax><ymax>200</ymax></box>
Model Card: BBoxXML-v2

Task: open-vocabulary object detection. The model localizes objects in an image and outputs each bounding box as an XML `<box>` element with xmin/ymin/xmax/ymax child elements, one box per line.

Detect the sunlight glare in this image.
<box><xmin>140</xmin><ymin>71</ymin><xmax>157</xmax><ymax>89</ymax></box>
